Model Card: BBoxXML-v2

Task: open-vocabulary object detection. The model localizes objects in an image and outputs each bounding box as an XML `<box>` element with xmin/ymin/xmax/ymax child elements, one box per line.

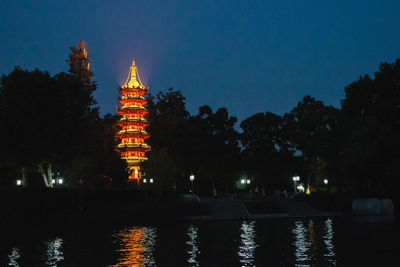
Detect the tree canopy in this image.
<box><xmin>1</xmin><ymin>41</ymin><xmax>399</xmax><ymax>205</ymax></box>
<box><xmin>0</xmin><ymin>41</ymin><xmax>126</xmax><ymax>188</ymax></box>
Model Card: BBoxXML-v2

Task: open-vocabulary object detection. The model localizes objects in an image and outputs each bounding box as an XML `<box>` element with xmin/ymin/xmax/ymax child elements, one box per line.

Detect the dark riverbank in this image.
<box><xmin>0</xmin><ymin>188</ymin><xmax>183</xmax><ymax>229</ymax></box>
<box><xmin>1</xmin><ymin>188</ymin><xmax>397</xmax><ymax>230</ymax></box>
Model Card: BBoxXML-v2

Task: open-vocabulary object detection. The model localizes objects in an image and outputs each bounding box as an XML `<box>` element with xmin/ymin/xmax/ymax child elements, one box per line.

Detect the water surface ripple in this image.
<box><xmin>1</xmin><ymin>217</ymin><xmax>397</xmax><ymax>266</ymax></box>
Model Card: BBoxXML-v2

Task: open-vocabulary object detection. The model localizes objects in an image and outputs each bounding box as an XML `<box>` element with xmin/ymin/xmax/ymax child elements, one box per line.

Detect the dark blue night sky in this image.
<box><xmin>1</xmin><ymin>0</ymin><xmax>399</xmax><ymax>122</ymax></box>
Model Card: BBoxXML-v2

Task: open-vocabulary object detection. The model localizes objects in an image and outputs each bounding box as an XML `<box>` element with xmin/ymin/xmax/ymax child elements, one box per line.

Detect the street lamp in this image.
<box><xmin>293</xmin><ymin>176</ymin><xmax>300</xmax><ymax>192</ymax></box>
<box><xmin>190</xmin><ymin>174</ymin><xmax>195</xmax><ymax>194</ymax></box>
<box><xmin>323</xmin><ymin>178</ymin><xmax>328</xmax><ymax>191</ymax></box>
<box><xmin>241</xmin><ymin>179</ymin><xmax>245</xmax><ymax>184</ymax></box>
<box><xmin>143</xmin><ymin>178</ymin><xmax>147</xmax><ymax>183</ymax></box>
<box><xmin>16</xmin><ymin>179</ymin><xmax>22</xmax><ymax>186</ymax></box>
<box><xmin>150</xmin><ymin>178</ymin><xmax>154</xmax><ymax>183</ymax></box>
<box><xmin>246</xmin><ymin>179</ymin><xmax>251</xmax><ymax>184</ymax></box>
<box><xmin>58</xmin><ymin>178</ymin><xmax>63</xmax><ymax>185</ymax></box>
<box><xmin>297</xmin><ymin>184</ymin><xmax>305</xmax><ymax>192</ymax></box>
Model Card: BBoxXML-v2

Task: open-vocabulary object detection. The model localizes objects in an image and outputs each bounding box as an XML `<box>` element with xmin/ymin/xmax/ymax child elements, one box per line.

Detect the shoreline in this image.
<box><xmin>1</xmin><ymin>188</ymin><xmax>396</xmax><ymax>230</ymax></box>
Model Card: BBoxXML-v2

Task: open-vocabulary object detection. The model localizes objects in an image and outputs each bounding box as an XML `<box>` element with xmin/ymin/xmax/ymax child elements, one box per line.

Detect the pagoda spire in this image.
<box><xmin>121</xmin><ymin>59</ymin><xmax>143</xmax><ymax>89</ymax></box>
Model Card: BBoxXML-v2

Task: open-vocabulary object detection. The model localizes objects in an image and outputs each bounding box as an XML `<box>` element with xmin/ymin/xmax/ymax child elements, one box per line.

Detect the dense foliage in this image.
<box><xmin>143</xmin><ymin>59</ymin><xmax>400</xmax><ymax>203</ymax></box>
<box><xmin>0</xmin><ymin>41</ymin><xmax>399</xmax><ymax>205</ymax></box>
<box><xmin>0</xmin><ymin>41</ymin><xmax>127</xmax><ymax>188</ymax></box>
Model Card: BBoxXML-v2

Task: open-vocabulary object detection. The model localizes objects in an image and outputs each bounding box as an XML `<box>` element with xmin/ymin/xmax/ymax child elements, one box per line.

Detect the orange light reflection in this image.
<box><xmin>113</xmin><ymin>226</ymin><xmax>157</xmax><ymax>267</ymax></box>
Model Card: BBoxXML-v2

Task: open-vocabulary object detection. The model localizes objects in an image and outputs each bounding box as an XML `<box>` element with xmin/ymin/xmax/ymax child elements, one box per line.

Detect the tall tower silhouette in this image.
<box><xmin>116</xmin><ymin>60</ymin><xmax>150</xmax><ymax>181</ymax></box>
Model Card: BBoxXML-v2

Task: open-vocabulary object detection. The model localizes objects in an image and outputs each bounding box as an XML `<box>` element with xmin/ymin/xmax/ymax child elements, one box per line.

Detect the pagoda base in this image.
<box><xmin>128</xmin><ymin>165</ymin><xmax>141</xmax><ymax>182</ymax></box>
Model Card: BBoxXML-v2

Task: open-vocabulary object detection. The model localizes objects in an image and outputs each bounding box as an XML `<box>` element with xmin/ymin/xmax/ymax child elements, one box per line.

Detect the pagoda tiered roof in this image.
<box><xmin>117</xmin><ymin>119</ymin><xmax>149</xmax><ymax>128</ymax></box>
<box><xmin>124</xmin><ymin>157</ymin><xmax>149</xmax><ymax>163</ymax></box>
<box><xmin>118</xmin><ymin>97</ymin><xmax>147</xmax><ymax>105</ymax></box>
<box><xmin>116</xmin><ymin>129</ymin><xmax>149</xmax><ymax>136</ymax></box>
<box><xmin>119</xmin><ymin>87</ymin><xmax>148</xmax><ymax>96</ymax></box>
<box><xmin>115</xmin><ymin>133</ymin><xmax>150</xmax><ymax>140</ymax></box>
<box><xmin>116</xmin><ymin>142</ymin><xmax>151</xmax><ymax>149</ymax></box>
<box><xmin>116</xmin><ymin>108</ymin><xmax>148</xmax><ymax>116</ymax></box>
<box><xmin>120</xmin><ymin>105</ymin><xmax>145</xmax><ymax>110</ymax></box>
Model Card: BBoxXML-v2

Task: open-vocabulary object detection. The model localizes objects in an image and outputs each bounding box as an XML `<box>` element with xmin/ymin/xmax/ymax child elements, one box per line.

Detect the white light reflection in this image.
<box><xmin>186</xmin><ymin>225</ymin><xmax>200</xmax><ymax>267</ymax></box>
<box><xmin>8</xmin><ymin>247</ymin><xmax>21</xmax><ymax>266</ymax></box>
<box><xmin>323</xmin><ymin>218</ymin><xmax>336</xmax><ymax>266</ymax></box>
<box><xmin>238</xmin><ymin>221</ymin><xmax>257</xmax><ymax>267</ymax></box>
<box><xmin>292</xmin><ymin>220</ymin><xmax>310</xmax><ymax>267</ymax></box>
<box><xmin>141</xmin><ymin>227</ymin><xmax>157</xmax><ymax>266</ymax></box>
<box><xmin>46</xmin><ymin>237</ymin><xmax>64</xmax><ymax>266</ymax></box>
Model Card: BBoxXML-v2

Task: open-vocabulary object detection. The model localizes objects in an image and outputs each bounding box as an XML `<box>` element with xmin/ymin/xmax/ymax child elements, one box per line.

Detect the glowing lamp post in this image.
<box><xmin>190</xmin><ymin>174</ymin><xmax>195</xmax><ymax>194</ymax></box>
<box><xmin>246</xmin><ymin>179</ymin><xmax>252</xmax><ymax>194</ymax></box>
<box><xmin>323</xmin><ymin>178</ymin><xmax>328</xmax><ymax>191</ymax></box>
<box><xmin>16</xmin><ymin>179</ymin><xmax>22</xmax><ymax>186</ymax></box>
<box><xmin>297</xmin><ymin>184</ymin><xmax>305</xmax><ymax>192</ymax></box>
<box><xmin>143</xmin><ymin>178</ymin><xmax>154</xmax><ymax>184</ymax></box>
<box><xmin>293</xmin><ymin>176</ymin><xmax>300</xmax><ymax>193</ymax></box>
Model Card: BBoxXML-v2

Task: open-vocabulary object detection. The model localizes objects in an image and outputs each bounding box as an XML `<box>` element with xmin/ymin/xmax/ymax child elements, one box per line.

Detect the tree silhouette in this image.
<box><xmin>282</xmin><ymin>96</ymin><xmax>339</xmax><ymax>193</ymax></box>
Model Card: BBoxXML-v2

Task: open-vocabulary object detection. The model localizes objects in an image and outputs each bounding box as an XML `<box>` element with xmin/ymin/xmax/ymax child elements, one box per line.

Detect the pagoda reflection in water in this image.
<box><xmin>113</xmin><ymin>226</ymin><xmax>157</xmax><ymax>266</ymax></box>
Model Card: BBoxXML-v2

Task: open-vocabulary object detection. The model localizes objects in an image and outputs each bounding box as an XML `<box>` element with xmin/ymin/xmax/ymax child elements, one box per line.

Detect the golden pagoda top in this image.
<box><xmin>121</xmin><ymin>59</ymin><xmax>144</xmax><ymax>89</ymax></box>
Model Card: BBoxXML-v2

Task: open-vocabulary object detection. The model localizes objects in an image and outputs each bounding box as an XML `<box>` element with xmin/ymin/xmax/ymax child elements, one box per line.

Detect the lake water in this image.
<box><xmin>0</xmin><ymin>217</ymin><xmax>398</xmax><ymax>266</ymax></box>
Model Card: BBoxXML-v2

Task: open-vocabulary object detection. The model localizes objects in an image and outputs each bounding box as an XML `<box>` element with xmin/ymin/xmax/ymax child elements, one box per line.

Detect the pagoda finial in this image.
<box><xmin>122</xmin><ymin>58</ymin><xmax>143</xmax><ymax>88</ymax></box>
<box><xmin>121</xmin><ymin>59</ymin><xmax>144</xmax><ymax>88</ymax></box>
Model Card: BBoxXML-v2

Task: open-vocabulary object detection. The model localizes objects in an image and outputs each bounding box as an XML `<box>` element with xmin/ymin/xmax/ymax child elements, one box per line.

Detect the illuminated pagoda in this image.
<box><xmin>116</xmin><ymin>59</ymin><xmax>151</xmax><ymax>181</ymax></box>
